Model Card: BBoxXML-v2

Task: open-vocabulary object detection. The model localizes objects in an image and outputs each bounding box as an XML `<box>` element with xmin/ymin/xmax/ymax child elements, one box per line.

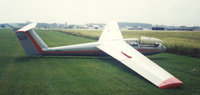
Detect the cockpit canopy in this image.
<box><xmin>124</xmin><ymin>37</ymin><xmax>164</xmax><ymax>47</ymax></box>
<box><xmin>125</xmin><ymin>38</ymin><xmax>140</xmax><ymax>46</ymax></box>
<box><xmin>141</xmin><ymin>37</ymin><xmax>163</xmax><ymax>45</ymax></box>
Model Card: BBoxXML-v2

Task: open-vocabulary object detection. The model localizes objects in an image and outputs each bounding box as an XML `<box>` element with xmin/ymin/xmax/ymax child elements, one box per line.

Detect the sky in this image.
<box><xmin>0</xmin><ymin>0</ymin><xmax>200</xmax><ymax>26</ymax></box>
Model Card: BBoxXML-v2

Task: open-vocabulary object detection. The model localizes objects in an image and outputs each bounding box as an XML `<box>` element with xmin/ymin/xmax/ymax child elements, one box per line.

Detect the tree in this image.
<box><xmin>68</xmin><ymin>25</ymin><xmax>74</xmax><ymax>28</ymax></box>
<box><xmin>1</xmin><ymin>24</ymin><xmax>5</xmax><ymax>28</ymax></box>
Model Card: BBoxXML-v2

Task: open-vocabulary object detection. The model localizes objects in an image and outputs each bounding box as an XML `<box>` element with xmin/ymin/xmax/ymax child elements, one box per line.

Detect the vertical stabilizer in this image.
<box><xmin>14</xmin><ymin>23</ymin><xmax>48</xmax><ymax>55</ymax></box>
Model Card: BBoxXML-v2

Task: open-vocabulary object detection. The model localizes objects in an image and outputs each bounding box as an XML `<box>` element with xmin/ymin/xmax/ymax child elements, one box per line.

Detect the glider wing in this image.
<box><xmin>97</xmin><ymin>21</ymin><xmax>183</xmax><ymax>89</ymax></box>
<box><xmin>98</xmin><ymin>21</ymin><xmax>123</xmax><ymax>42</ymax></box>
<box><xmin>97</xmin><ymin>40</ymin><xmax>183</xmax><ymax>89</ymax></box>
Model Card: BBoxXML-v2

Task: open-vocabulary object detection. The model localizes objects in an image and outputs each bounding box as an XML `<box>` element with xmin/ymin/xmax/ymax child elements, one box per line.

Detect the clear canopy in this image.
<box><xmin>124</xmin><ymin>37</ymin><xmax>163</xmax><ymax>47</ymax></box>
<box><xmin>141</xmin><ymin>37</ymin><xmax>163</xmax><ymax>45</ymax></box>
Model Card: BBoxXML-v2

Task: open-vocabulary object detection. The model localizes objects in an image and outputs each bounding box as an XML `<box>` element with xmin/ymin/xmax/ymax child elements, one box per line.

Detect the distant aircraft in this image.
<box><xmin>14</xmin><ymin>21</ymin><xmax>183</xmax><ymax>89</ymax></box>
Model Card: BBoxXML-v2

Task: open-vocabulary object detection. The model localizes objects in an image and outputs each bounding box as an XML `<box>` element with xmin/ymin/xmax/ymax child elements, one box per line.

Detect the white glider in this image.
<box><xmin>14</xmin><ymin>21</ymin><xmax>183</xmax><ymax>89</ymax></box>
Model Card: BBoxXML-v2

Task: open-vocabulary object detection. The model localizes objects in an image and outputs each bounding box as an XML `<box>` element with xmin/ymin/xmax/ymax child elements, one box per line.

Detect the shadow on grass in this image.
<box><xmin>12</xmin><ymin>55</ymin><xmax>113</xmax><ymax>64</ymax></box>
<box><xmin>99</xmin><ymin>58</ymin><xmax>157</xmax><ymax>88</ymax></box>
<box><xmin>149</xmin><ymin>58</ymin><xmax>167</xmax><ymax>60</ymax></box>
<box><xmin>15</xmin><ymin>56</ymin><xmax>112</xmax><ymax>60</ymax></box>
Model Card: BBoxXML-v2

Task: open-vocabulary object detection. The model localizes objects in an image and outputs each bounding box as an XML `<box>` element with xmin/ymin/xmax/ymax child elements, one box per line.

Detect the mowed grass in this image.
<box><xmin>56</xmin><ymin>29</ymin><xmax>200</xmax><ymax>57</ymax></box>
<box><xmin>0</xmin><ymin>29</ymin><xmax>199</xmax><ymax>94</ymax></box>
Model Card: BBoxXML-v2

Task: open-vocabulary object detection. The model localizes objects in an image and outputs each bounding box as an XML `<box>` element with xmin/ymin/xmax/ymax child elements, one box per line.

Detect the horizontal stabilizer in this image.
<box><xmin>15</xmin><ymin>23</ymin><xmax>37</xmax><ymax>33</ymax></box>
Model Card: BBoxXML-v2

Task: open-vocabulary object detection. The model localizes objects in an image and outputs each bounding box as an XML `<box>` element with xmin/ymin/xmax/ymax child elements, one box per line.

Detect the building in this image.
<box><xmin>88</xmin><ymin>25</ymin><xmax>99</xmax><ymax>29</ymax></box>
<box><xmin>79</xmin><ymin>26</ymin><xmax>88</xmax><ymax>29</ymax></box>
<box><xmin>152</xmin><ymin>26</ymin><xmax>165</xmax><ymax>30</ymax></box>
<box><xmin>88</xmin><ymin>27</ymin><xmax>95</xmax><ymax>29</ymax></box>
<box><xmin>98</xmin><ymin>25</ymin><xmax>105</xmax><ymax>30</ymax></box>
<box><xmin>121</xmin><ymin>26</ymin><xmax>133</xmax><ymax>30</ymax></box>
<box><xmin>87</xmin><ymin>25</ymin><xmax>105</xmax><ymax>30</ymax></box>
<box><xmin>166</xmin><ymin>26</ymin><xmax>197</xmax><ymax>31</ymax></box>
<box><xmin>92</xmin><ymin>25</ymin><xmax>99</xmax><ymax>29</ymax></box>
<box><xmin>132</xmin><ymin>26</ymin><xmax>143</xmax><ymax>30</ymax></box>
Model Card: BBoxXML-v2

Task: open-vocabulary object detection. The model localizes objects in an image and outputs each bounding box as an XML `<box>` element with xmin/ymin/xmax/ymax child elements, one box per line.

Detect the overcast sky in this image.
<box><xmin>0</xmin><ymin>0</ymin><xmax>200</xmax><ymax>26</ymax></box>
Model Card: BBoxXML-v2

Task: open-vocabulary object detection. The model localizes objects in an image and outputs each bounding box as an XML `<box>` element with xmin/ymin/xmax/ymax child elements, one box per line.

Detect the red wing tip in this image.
<box><xmin>159</xmin><ymin>77</ymin><xmax>183</xmax><ymax>89</ymax></box>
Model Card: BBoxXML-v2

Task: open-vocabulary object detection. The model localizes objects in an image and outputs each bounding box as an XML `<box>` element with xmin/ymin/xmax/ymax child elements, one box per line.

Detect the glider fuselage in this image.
<box><xmin>15</xmin><ymin>25</ymin><xmax>166</xmax><ymax>56</ymax></box>
<box><xmin>40</xmin><ymin>42</ymin><xmax>166</xmax><ymax>56</ymax></box>
<box><xmin>15</xmin><ymin>27</ymin><xmax>166</xmax><ymax>56</ymax></box>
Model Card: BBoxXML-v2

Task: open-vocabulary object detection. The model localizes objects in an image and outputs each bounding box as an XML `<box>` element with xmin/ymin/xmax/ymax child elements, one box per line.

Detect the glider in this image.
<box><xmin>14</xmin><ymin>21</ymin><xmax>183</xmax><ymax>89</ymax></box>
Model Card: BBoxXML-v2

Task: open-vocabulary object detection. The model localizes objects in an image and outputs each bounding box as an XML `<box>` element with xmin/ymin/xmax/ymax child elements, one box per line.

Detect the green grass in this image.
<box><xmin>56</xmin><ymin>29</ymin><xmax>200</xmax><ymax>58</ymax></box>
<box><xmin>0</xmin><ymin>29</ymin><xmax>200</xmax><ymax>94</ymax></box>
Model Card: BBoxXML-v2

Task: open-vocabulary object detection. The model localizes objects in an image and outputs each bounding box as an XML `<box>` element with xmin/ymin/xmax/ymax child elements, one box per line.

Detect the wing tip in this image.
<box><xmin>159</xmin><ymin>77</ymin><xmax>183</xmax><ymax>89</ymax></box>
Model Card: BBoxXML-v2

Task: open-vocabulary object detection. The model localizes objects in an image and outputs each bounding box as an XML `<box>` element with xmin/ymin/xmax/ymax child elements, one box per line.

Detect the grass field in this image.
<box><xmin>0</xmin><ymin>29</ymin><xmax>200</xmax><ymax>94</ymax></box>
<box><xmin>56</xmin><ymin>29</ymin><xmax>200</xmax><ymax>58</ymax></box>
